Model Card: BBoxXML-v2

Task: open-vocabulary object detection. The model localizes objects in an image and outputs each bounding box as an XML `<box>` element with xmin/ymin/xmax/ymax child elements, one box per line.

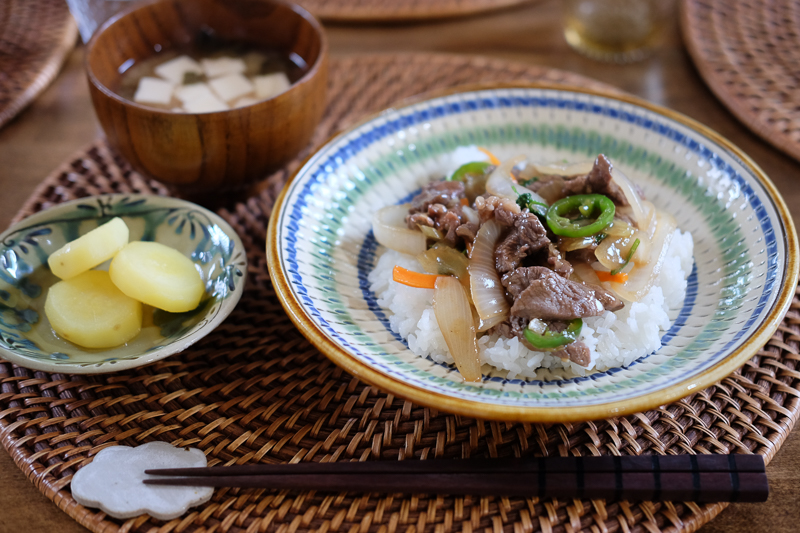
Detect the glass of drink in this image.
<box><xmin>563</xmin><ymin>0</ymin><xmax>665</xmax><ymax>63</ymax></box>
<box><xmin>65</xmin><ymin>0</ymin><xmax>138</xmax><ymax>42</ymax></box>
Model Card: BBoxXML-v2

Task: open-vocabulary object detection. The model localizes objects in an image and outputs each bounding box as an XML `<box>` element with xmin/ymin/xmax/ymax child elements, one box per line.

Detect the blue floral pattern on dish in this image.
<box><xmin>0</xmin><ymin>194</ymin><xmax>246</xmax><ymax>372</ymax></box>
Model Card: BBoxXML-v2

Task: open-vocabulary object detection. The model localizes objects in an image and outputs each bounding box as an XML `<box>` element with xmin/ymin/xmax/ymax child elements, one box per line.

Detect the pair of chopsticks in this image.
<box><xmin>144</xmin><ymin>454</ymin><xmax>768</xmax><ymax>502</ymax></box>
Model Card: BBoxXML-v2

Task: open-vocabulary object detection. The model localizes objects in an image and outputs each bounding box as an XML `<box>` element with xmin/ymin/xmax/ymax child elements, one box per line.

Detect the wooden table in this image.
<box><xmin>1</xmin><ymin>1</ymin><xmax>799</xmax><ymax>531</ymax></box>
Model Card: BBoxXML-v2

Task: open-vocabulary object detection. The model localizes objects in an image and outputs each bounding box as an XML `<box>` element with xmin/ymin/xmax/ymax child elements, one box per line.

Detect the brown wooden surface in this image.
<box><xmin>0</xmin><ymin>1</ymin><xmax>798</xmax><ymax>532</ymax></box>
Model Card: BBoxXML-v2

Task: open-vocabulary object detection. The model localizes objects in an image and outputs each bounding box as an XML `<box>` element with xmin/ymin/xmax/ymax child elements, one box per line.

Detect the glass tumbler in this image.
<box><xmin>563</xmin><ymin>0</ymin><xmax>665</xmax><ymax>63</ymax></box>
<box><xmin>65</xmin><ymin>0</ymin><xmax>138</xmax><ymax>42</ymax></box>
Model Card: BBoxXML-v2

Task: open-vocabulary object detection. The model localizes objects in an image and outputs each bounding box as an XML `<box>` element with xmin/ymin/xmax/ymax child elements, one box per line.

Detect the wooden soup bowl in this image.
<box><xmin>86</xmin><ymin>0</ymin><xmax>328</xmax><ymax>195</ymax></box>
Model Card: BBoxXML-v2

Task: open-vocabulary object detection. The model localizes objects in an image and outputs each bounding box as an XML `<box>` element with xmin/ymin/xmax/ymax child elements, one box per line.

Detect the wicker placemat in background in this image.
<box><xmin>2</xmin><ymin>54</ymin><xmax>799</xmax><ymax>533</ymax></box>
<box><xmin>295</xmin><ymin>0</ymin><xmax>535</xmax><ymax>22</ymax></box>
<box><xmin>681</xmin><ymin>0</ymin><xmax>800</xmax><ymax>163</ymax></box>
<box><xmin>0</xmin><ymin>0</ymin><xmax>77</xmax><ymax>129</ymax></box>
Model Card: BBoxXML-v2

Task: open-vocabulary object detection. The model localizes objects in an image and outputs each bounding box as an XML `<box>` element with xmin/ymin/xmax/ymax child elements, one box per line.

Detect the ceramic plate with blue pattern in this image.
<box><xmin>0</xmin><ymin>194</ymin><xmax>246</xmax><ymax>374</ymax></box>
<box><xmin>268</xmin><ymin>85</ymin><xmax>798</xmax><ymax>422</ymax></box>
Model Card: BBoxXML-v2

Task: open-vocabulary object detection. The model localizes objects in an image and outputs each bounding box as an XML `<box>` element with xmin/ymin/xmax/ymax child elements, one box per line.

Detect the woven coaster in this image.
<box><xmin>2</xmin><ymin>53</ymin><xmax>798</xmax><ymax>533</ymax></box>
<box><xmin>295</xmin><ymin>0</ymin><xmax>534</xmax><ymax>22</ymax></box>
<box><xmin>681</xmin><ymin>0</ymin><xmax>800</xmax><ymax>162</ymax></box>
<box><xmin>0</xmin><ymin>0</ymin><xmax>77</xmax><ymax>129</ymax></box>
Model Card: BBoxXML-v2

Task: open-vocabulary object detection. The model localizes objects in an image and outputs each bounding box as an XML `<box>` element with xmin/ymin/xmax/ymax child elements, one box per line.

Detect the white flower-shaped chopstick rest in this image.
<box><xmin>71</xmin><ymin>441</ymin><xmax>214</xmax><ymax>520</ymax></box>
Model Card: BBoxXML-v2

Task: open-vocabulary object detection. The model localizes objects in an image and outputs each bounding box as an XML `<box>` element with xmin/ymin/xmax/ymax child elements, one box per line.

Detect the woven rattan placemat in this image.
<box><xmin>681</xmin><ymin>0</ymin><xmax>800</xmax><ymax>163</ymax></box>
<box><xmin>0</xmin><ymin>0</ymin><xmax>77</xmax><ymax>129</ymax></box>
<box><xmin>2</xmin><ymin>53</ymin><xmax>799</xmax><ymax>533</ymax></box>
<box><xmin>295</xmin><ymin>0</ymin><xmax>534</xmax><ymax>22</ymax></box>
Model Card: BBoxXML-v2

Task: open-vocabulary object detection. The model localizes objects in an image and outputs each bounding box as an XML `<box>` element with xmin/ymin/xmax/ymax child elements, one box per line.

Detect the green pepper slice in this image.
<box><xmin>448</xmin><ymin>161</ymin><xmax>492</xmax><ymax>182</ymax></box>
<box><xmin>523</xmin><ymin>318</ymin><xmax>583</xmax><ymax>350</ymax></box>
<box><xmin>513</xmin><ymin>186</ymin><xmax>548</xmax><ymax>217</ymax></box>
<box><xmin>545</xmin><ymin>194</ymin><xmax>615</xmax><ymax>238</ymax></box>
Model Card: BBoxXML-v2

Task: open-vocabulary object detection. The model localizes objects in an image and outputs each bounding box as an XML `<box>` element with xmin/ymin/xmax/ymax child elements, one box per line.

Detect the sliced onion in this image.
<box><xmin>433</xmin><ymin>276</ymin><xmax>482</xmax><ymax>382</ymax></box>
<box><xmin>486</xmin><ymin>155</ymin><xmax>547</xmax><ymax>205</ymax></box>
<box><xmin>417</xmin><ymin>244</ymin><xmax>470</xmax><ymax>292</ymax></box>
<box><xmin>461</xmin><ymin>205</ymin><xmax>479</xmax><ymax>226</ymax></box>
<box><xmin>572</xmin><ymin>262</ymin><xmax>602</xmax><ymax>285</ymax></box>
<box><xmin>604</xmin><ymin>210</ymin><xmax>677</xmax><ymax>302</ymax></box>
<box><xmin>418</xmin><ymin>225</ymin><xmax>443</xmax><ymax>241</ymax></box>
<box><xmin>532</xmin><ymin>177</ymin><xmax>566</xmax><ymax>205</ymax></box>
<box><xmin>559</xmin><ymin>235</ymin><xmax>598</xmax><ymax>252</ymax></box>
<box><xmin>604</xmin><ymin>218</ymin><xmax>636</xmax><ymax>238</ymax></box>
<box><xmin>611</xmin><ymin>167</ymin><xmax>647</xmax><ymax>229</ymax></box>
<box><xmin>595</xmin><ymin>233</ymin><xmax>638</xmax><ymax>270</ymax></box>
<box><xmin>468</xmin><ymin>220</ymin><xmax>509</xmax><ymax>331</ymax></box>
<box><xmin>372</xmin><ymin>204</ymin><xmax>426</xmax><ymax>256</ymax></box>
<box><xmin>641</xmin><ymin>200</ymin><xmax>657</xmax><ymax>238</ymax></box>
<box><xmin>531</xmin><ymin>161</ymin><xmax>595</xmax><ymax>177</ymax></box>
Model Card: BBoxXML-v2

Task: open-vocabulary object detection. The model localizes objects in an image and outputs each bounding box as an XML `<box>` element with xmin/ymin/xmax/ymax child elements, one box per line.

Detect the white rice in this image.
<box><xmin>368</xmin><ymin>230</ymin><xmax>694</xmax><ymax>379</ymax></box>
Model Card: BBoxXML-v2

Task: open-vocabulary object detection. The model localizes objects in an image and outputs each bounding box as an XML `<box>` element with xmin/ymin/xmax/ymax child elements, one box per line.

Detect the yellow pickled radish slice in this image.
<box><xmin>45</xmin><ymin>270</ymin><xmax>142</xmax><ymax>349</ymax></box>
<box><xmin>109</xmin><ymin>241</ymin><xmax>204</xmax><ymax>313</ymax></box>
<box><xmin>48</xmin><ymin>217</ymin><xmax>129</xmax><ymax>280</ymax></box>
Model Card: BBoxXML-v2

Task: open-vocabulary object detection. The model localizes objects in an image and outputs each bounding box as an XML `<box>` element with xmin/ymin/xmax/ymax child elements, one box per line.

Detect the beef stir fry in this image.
<box><xmin>372</xmin><ymin>151</ymin><xmax>678</xmax><ymax>381</ymax></box>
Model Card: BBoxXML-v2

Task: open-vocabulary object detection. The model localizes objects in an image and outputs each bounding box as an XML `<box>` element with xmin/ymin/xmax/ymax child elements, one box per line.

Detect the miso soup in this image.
<box><xmin>117</xmin><ymin>35</ymin><xmax>307</xmax><ymax>113</ymax></box>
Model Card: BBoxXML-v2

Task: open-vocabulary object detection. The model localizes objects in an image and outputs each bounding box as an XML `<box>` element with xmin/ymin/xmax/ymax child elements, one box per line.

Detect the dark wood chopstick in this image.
<box><xmin>143</xmin><ymin>455</ymin><xmax>768</xmax><ymax>502</ymax></box>
<box><xmin>145</xmin><ymin>454</ymin><xmax>764</xmax><ymax>477</ymax></box>
<box><xmin>143</xmin><ymin>472</ymin><xmax>768</xmax><ymax>502</ymax></box>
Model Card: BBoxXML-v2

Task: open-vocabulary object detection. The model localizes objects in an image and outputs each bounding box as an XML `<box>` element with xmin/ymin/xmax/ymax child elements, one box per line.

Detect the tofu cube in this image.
<box><xmin>201</xmin><ymin>57</ymin><xmax>246</xmax><ymax>78</ymax></box>
<box><xmin>254</xmin><ymin>72</ymin><xmax>291</xmax><ymax>100</ymax></box>
<box><xmin>154</xmin><ymin>55</ymin><xmax>203</xmax><ymax>85</ymax></box>
<box><xmin>243</xmin><ymin>51</ymin><xmax>266</xmax><ymax>76</ymax></box>
<box><xmin>209</xmin><ymin>73</ymin><xmax>255</xmax><ymax>103</ymax></box>
<box><xmin>133</xmin><ymin>77</ymin><xmax>174</xmax><ymax>105</ymax></box>
<box><xmin>175</xmin><ymin>83</ymin><xmax>228</xmax><ymax>113</ymax></box>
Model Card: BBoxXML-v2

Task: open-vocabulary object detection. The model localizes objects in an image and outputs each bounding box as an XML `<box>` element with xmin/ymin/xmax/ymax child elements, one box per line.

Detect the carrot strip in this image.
<box><xmin>393</xmin><ymin>266</ymin><xmax>440</xmax><ymax>289</ymax></box>
<box><xmin>477</xmin><ymin>147</ymin><xmax>501</xmax><ymax>166</ymax></box>
<box><xmin>596</xmin><ymin>271</ymin><xmax>628</xmax><ymax>284</ymax></box>
<box><xmin>459</xmin><ymin>197</ymin><xmax>469</xmax><ymax>206</ymax></box>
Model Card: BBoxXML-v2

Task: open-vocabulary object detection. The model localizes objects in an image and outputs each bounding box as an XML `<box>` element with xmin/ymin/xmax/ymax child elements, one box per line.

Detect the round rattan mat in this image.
<box><xmin>0</xmin><ymin>0</ymin><xmax>78</xmax><ymax>129</ymax></box>
<box><xmin>2</xmin><ymin>53</ymin><xmax>798</xmax><ymax>533</ymax></box>
<box><xmin>681</xmin><ymin>0</ymin><xmax>800</xmax><ymax>163</ymax></box>
<box><xmin>295</xmin><ymin>0</ymin><xmax>534</xmax><ymax>22</ymax></box>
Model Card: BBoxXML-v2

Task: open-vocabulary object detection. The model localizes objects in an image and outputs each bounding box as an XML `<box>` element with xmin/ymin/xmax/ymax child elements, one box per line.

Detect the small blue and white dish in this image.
<box><xmin>0</xmin><ymin>194</ymin><xmax>246</xmax><ymax>373</ymax></box>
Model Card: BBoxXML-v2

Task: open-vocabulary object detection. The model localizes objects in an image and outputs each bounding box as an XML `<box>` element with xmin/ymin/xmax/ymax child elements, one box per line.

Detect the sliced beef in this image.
<box><xmin>502</xmin><ymin>267</ymin><xmax>540</xmax><ymax>300</ymax></box>
<box><xmin>565</xmin><ymin>243</ymin><xmax>598</xmax><ymax>265</ymax></box>
<box><xmin>544</xmin><ymin>243</ymin><xmax>573</xmax><ymax>278</ymax></box>
<box><xmin>507</xmin><ymin>315</ymin><xmax>529</xmax><ymax>342</ymax></box>
<box><xmin>408</xmin><ymin>180</ymin><xmax>465</xmax><ymax>215</ymax></box>
<box><xmin>405</xmin><ymin>181</ymin><xmax>476</xmax><ymax>247</ymax></box>
<box><xmin>593</xmin><ymin>283</ymin><xmax>624</xmax><ymax>312</ymax></box>
<box><xmin>527</xmin><ymin>154</ymin><xmax>635</xmax><ymax>206</ymax></box>
<box><xmin>438</xmin><ymin>208</ymin><xmax>465</xmax><ymax>246</ymax></box>
<box><xmin>414</xmin><ymin>204</ymin><xmax>469</xmax><ymax>247</ymax></box>
<box><xmin>488</xmin><ymin>318</ymin><xmax>516</xmax><ymax>340</ymax></box>
<box><xmin>497</xmin><ymin>315</ymin><xmax>591</xmax><ymax>366</ymax></box>
<box><xmin>552</xmin><ymin>342</ymin><xmax>591</xmax><ymax>366</ymax></box>
<box><xmin>474</xmin><ymin>195</ymin><xmax>520</xmax><ymax>226</ymax></box>
<box><xmin>494</xmin><ymin>212</ymin><xmax>550</xmax><ymax>274</ymax></box>
<box><xmin>407</xmin><ymin>212</ymin><xmax>434</xmax><ymax>228</ymax></box>
<box><xmin>502</xmin><ymin>266</ymin><xmax>623</xmax><ymax>320</ymax></box>
<box><xmin>584</xmin><ymin>154</ymin><xmax>630</xmax><ymax>206</ymax></box>
<box><xmin>455</xmin><ymin>221</ymin><xmax>479</xmax><ymax>244</ymax></box>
